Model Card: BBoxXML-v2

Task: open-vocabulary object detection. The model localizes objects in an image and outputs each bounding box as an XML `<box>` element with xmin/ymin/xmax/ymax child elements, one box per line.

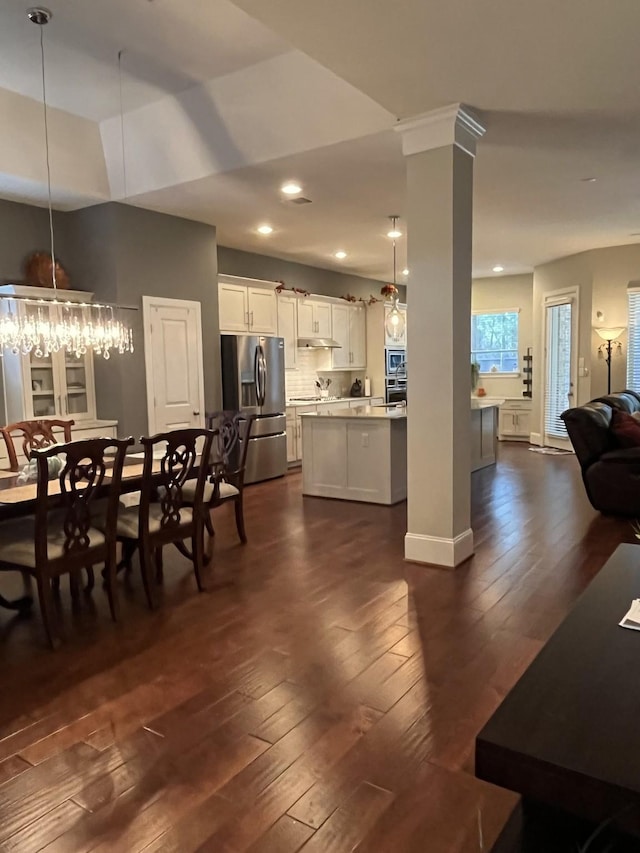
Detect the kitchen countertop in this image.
<box><xmin>286</xmin><ymin>396</ymin><xmax>380</xmax><ymax>408</ymax></box>
<box><xmin>471</xmin><ymin>399</ymin><xmax>504</xmax><ymax>410</ymax></box>
<box><xmin>300</xmin><ymin>405</ymin><xmax>407</xmax><ymax>420</ymax></box>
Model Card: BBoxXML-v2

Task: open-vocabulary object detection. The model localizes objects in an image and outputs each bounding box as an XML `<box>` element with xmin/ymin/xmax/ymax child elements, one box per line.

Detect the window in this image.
<box><xmin>627</xmin><ymin>288</ymin><xmax>640</xmax><ymax>390</ymax></box>
<box><xmin>471</xmin><ymin>310</ymin><xmax>519</xmax><ymax>374</ymax></box>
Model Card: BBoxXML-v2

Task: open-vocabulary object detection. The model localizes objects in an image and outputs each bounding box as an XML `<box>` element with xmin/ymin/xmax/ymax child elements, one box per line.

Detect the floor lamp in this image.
<box><xmin>595</xmin><ymin>327</ymin><xmax>625</xmax><ymax>394</ymax></box>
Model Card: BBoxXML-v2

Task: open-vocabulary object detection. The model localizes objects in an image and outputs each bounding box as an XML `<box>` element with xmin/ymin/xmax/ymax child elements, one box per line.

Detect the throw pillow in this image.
<box><xmin>611</xmin><ymin>409</ymin><xmax>640</xmax><ymax>449</ymax></box>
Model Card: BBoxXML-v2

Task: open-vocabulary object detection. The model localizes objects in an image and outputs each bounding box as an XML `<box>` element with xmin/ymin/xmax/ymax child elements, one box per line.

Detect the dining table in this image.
<box><xmin>0</xmin><ymin>454</ymin><xmax>168</xmax><ymax>613</ymax></box>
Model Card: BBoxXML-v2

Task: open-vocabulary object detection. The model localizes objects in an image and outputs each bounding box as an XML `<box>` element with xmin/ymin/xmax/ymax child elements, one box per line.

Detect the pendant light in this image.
<box><xmin>0</xmin><ymin>8</ymin><xmax>134</xmax><ymax>361</ymax></box>
<box><xmin>384</xmin><ymin>216</ymin><xmax>406</xmax><ymax>343</ymax></box>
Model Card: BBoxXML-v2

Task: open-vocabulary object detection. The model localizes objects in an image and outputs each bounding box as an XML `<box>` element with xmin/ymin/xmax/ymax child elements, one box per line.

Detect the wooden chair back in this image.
<box><xmin>1</xmin><ymin>418</ymin><xmax>75</xmax><ymax>471</ymax></box>
<box><xmin>33</xmin><ymin>436</ymin><xmax>133</xmax><ymax>572</ymax></box>
<box><xmin>205</xmin><ymin>411</ymin><xmax>255</xmax><ymax>486</ymax></box>
<box><xmin>138</xmin><ymin>428</ymin><xmax>215</xmax><ymax>542</ymax></box>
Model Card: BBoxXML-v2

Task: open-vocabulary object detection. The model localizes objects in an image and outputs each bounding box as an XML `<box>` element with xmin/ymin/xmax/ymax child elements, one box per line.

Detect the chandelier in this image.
<box><xmin>10</xmin><ymin>8</ymin><xmax>134</xmax><ymax>361</ymax></box>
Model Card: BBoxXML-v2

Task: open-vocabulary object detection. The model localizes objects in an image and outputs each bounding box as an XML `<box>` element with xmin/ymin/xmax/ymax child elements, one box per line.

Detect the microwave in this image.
<box><xmin>386</xmin><ymin>348</ymin><xmax>406</xmax><ymax>376</ymax></box>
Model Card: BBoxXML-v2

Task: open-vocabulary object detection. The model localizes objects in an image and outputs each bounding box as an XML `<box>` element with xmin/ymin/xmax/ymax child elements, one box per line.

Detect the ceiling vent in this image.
<box><xmin>289</xmin><ymin>196</ymin><xmax>313</xmax><ymax>205</ymax></box>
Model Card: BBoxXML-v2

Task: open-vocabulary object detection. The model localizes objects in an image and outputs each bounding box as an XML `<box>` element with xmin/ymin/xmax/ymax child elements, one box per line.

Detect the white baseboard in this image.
<box><xmin>404</xmin><ymin>528</ymin><xmax>474</xmax><ymax>568</ymax></box>
<box><xmin>530</xmin><ymin>432</ymin><xmax>543</xmax><ymax>446</ymax></box>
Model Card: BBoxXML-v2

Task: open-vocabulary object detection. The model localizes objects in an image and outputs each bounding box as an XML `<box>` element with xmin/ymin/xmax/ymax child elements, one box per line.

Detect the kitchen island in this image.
<box><xmin>300</xmin><ymin>401</ymin><xmax>502</xmax><ymax>505</ymax></box>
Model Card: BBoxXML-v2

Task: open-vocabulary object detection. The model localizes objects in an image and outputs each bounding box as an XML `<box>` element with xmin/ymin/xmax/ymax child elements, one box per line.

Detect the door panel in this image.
<box><xmin>248</xmin><ymin>287</ymin><xmax>277</xmax><ymax>335</ymax></box>
<box><xmin>145</xmin><ymin>299</ymin><xmax>204</xmax><ymax>434</ymax></box>
<box><xmin>277</xmin><ymin>295</ymin><xmax>298</xmax><ymax>369</ymax></box>
<box><xmin>314</xmin><ymin>302</ymin><xmax>332</xmax><ymax>338</ymax></box>
<box><xmin>543</xmin><ymin>299</ymin><xmax>575</xmax><ymax>450</ymax></box>
<box><xmin>219</xmin><ymin>283</ymin><xmax>248</xmax><ymax>332</ymax></box>
<box><xmin>331</xmin><ymin>304</ymin><xmax>350</xmax><ymax>369</ymax></box>
<box><xmin>349</xmin><ymin>305</ymin><xmax>367</xmax><ymax>368</ymax></box>
<box><xmin>297</xmin><ymin>301</ymin><xmax>314</xmax><ymax>337</ymax></box>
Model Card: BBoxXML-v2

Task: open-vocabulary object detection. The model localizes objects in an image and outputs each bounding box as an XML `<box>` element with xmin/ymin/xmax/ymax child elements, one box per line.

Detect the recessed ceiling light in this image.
<box><xmin>492</xmin><ymin>265</ymin><xmax>504</xmax><ymax>273</ymax></box>
<box><xmin>581</xmin><ymin>177</ymin><xmax>597</xmax><ymax>183</ymax></box>
<box><xmin>281</xmin><ymin>182</ymin><xmax>302</xmax><ymax>195</ymax></box>
<box><xmin>257</xmin><ymin>224</ymin><xmax>273</xmax><ymax>235</ymax></box>
<box><xmin>402</xmin><ymin>268</ymin><xmax>409</xmax><ymax>276</ymax></box>
<box><xmin>335</xmin><ymin>251</ymin><xmax>347</xmax><ymax>260</ymax></box>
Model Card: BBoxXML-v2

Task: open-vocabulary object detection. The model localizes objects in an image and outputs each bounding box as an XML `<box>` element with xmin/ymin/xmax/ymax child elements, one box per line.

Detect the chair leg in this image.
<box><xmin>155</xmin><ymin>547</ymin><xmax>164</xmax><ymax>584</ymax></box>
<box><xmin>191</xmin><ymin>528</ymin><xmax>206</xmax><ymax>593</ymax></box>
<box><xmin>84</xmin><ymin>566</ymin><xmax>95</xmax><ymax>592</ymax></box>
<box><xmin>69</xmin><ymin>571</ymin><xmax>81</xmax><ymax>601</ymax></box>
<box><xmin>234</xmin><ymin>496</ymin><xmax>247</xmax><ymax>544</ymax></box>
<box><xmin>205</xmin><ymin>511</ymin><xmax>215</xmax><ymax>538</ymax></box>
<box><xmin>52</xmin><ymin>576</ymin><xmax>61</xmax><ymax>596</ymax></box>
<box><xmin>104</xmin><ymin>557</ymin><xmax>120</xmax><ymax>623</ymax></box>
<box><xmin>139</xmin><ymin>544</ymin><xmax>156</xmax><ymax>610</ymax></box>
<box><xmin>117</xmin><ymin>540</ymin><xmax>137</xmax><ymax>574</ymax></box>
<box><xmin>36</xmin><ymin>576</ymin><xmax>58</xmax><ymax>649</ymax></box>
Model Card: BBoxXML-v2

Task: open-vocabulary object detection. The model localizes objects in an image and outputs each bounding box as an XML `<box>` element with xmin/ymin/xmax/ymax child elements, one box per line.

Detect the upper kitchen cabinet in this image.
<box><xmin>331</xmin><ymin>303</ymin><xmax>366</xmax><ymax>369</ymax></box>
<box><xmin>298</xmin><ymin>299</ymin><xmax>332</xmax><ymax>338</ymax></box>
<box><xmin>218</xmin><ymin>276</ymin><xmax>278</xmax><ymax>335</ymax></box>
<box><xmin>277</xmin><ymin>292</ymin><xmax>298</xmax><ymax>369</ymax></box>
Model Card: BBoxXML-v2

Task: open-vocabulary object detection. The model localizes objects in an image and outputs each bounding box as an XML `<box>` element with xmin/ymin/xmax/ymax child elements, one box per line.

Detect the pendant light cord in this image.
<box><xmin>39</xmin><ymin>24</ymin><xmax>57</xmax><ymax>290</ymax></box>
<box><xmin>118</xmin><ymin>49</ymin><xmax>128</xmax><ymax>200</ymax></box>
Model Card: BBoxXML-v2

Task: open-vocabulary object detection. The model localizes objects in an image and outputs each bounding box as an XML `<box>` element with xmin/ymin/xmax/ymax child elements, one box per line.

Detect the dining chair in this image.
<box><xmin>0</xmin><ymin>418</ymin><xmax>75</xmax><ymax>472</ymax></box>
<box><xmin>114</xmin><ymin>428</ymin><xmax>215</xmax><ymax>609</ymax></box>
<box><xmin>183</xmin><ymin>412</ymin><xmax>255</xmax><ymax>544</ymax></box>
<box><xmin>0</xmin><ymin>436</ymin><xmax>133</xmax><ymax>647</ymax></box>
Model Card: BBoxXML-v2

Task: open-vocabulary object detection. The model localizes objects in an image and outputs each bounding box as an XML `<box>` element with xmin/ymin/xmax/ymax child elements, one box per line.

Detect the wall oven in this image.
<box><xmin>385</xmin><ymin>348</ymin><xmax>406</xmax><ymax>376</ymax></box>
<box><xmin>386</xmin><ymin>358</ymin><xmax>407</xmax><ymax>404</ymax></box>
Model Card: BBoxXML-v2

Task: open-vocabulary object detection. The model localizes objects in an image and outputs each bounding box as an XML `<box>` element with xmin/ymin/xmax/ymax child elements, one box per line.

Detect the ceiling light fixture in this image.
<box><xmin>384</xmin><ymin>216</ymin><xmax>406</xmax><ymax>344</ymax></box>
<box><xmin>281</xmin><ymin>182</ymin><xmax>302</xmax><ymax>195</ymax></box>
<box><xmin>0</xmin><ymin>9</ymin><xmax>134</xmax><ymax>361</ymax></box>
<box><xmin>492</xmin><ymin>265</ymin><xmax>504</xmax><ymax>273</ymax></box>
<box><xmin>257</xmin><ymin>224</ymin><xmax>273</xmax><ymax>235</ymax></box>
<box><xmin>387</xmin><ymin>215</ymin><xmax>402</xmax><ymax>239</ymax></box>
<box><xmin>335</xmin><ymin>251</ymin><xmax>347</xmax><ymax>260</ymax></box>
<box><xmin>581</xmin><ymin>177</ymin><xmax>597</xmax><ymax>183</ymax></box>
<box><xmin>402</xmin><ymin>268</ymin><xmax>409</xmax><ymax>276</ymax></box>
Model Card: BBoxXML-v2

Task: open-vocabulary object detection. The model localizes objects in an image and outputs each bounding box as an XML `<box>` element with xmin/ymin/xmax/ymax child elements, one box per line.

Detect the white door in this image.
<box><xmin>297</xmin><ymin>301</ymin><xmax>315</xmax><ymax>337</ymax></box>
<box><xmin>248</xmin><ymin>287</ymin><xmax>277</xmax><ymax>335</ymax></box>
<box><xmin>277</xmin><ymin>294</ymin><xmax>298</xmax><ymax>369</ymax></box>
<box><xmin>218</xmin><ymin>282</ymin><xmax>248</xmax><ymax>332</ymax></box>
<box><xmin>543</xmin><ymin>295</ymin><xmax>577</xmax><ymax>450</ymax></box>
<box><xmin>143</xmin><ymin>297</ymin><xmax>205</xmax><ymax>434</ymax></box>
<box><xmin>314</xmin><ymin>302</ymin><xmax>332</xmax><ymax>338</ymax></box>
<box><xmin>349</xmin><ymin>305</ymin><xmax>367</xmax><ymax>367</ymax></box>
<box><xmin>331</xmin><ymin>304</ymin><xmax>350</xmax><ymax>369</ymax></box>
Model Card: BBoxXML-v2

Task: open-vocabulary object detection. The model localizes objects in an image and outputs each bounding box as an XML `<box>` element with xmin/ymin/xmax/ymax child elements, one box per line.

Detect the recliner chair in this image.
<box><xmin>561</xmin><ymin>391</ymin><xmax>640</xmax><ymax>516</ymax></box>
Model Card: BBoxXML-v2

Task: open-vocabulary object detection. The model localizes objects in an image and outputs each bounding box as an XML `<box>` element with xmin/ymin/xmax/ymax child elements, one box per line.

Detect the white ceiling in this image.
<box><xmin>0</xmin><ymin>0</ymin><xmax>290</xmax><ymax>120</ymax></box>
<box><xmin>2</xmin><ymin>0</ymin><xmax>640</xmax><ymax>280</ymax></box>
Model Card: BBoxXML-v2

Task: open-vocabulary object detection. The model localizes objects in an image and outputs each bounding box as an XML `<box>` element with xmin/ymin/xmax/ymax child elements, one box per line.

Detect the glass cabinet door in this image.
<box><xmin>63</xmin><ymin>351</ymin><xmax>92</xmax><ymax>418</ymax></box>
<box><xmin>29</xmin><ymin>352</ymin><xmax>57</xmax><ymax>418</ymax></box>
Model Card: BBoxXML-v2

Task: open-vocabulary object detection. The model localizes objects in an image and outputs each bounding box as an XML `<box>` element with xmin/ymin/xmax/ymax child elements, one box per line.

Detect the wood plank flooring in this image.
<box><xmin>0</xmin><ymin>444</ymin><xmax>633</xmax><ymax>851</ymax></box>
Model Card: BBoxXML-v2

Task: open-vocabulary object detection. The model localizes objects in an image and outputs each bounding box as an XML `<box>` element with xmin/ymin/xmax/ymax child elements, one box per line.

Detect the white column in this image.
<box><xmin>396</xmin><ymin>105</ymin><xmax>486</xmax><ymax>568</ymax></box>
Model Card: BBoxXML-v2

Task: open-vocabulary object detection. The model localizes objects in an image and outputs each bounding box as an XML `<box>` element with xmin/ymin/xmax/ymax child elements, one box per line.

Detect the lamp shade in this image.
<box><xmin>595</xmin><ymin>327</ymin><xmax>625</xmax><ymax>341</ymax></box>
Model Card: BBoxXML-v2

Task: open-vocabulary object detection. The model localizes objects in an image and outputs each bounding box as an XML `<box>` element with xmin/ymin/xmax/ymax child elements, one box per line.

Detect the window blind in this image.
<box><xmin>544</xmin><ymin>301</ymin><xmax>572</xmax><ymax>439</ymax></box>
<box><xmin>627</xmin><ymin>288</ymin><xmax>640</xmax><ymax>391</ymax></box>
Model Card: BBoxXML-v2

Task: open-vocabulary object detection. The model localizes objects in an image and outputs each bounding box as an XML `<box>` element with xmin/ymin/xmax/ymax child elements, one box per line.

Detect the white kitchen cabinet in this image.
<box><xmin>349</xmin><ymin>305</ymin><xmax>367</xmax><ymax>368</ymax></box>
<box><xmin>286</xmin><ymin>411</ymin><xmax>298</xmax><ymax>462</ymax></box>
<box><xmin>498</xmin><ymin>400</ymin><xmax>532</xmax><ymax>442</ymax></box>
<box><xmin>3</xmin><ymin>344</ymin><xmax>97</xmax><ymax>424</ymax></box>
<box><xmin>218</xmin><ymin>282</ymin><xmax>248</xmax><ymax>332</ymax></box>
<box><xmin>331</xmin><ymin>303</ymin><xmax>367</xmax><ymax>369</ymax></box>
<box><xmin>331</xmin><ymin>304</ymin><xmax>350</xmax><ymax>368</ymax></box>
<box><xmin>218</xmin><ymin>278</ymin><xmax>277</xmax><ymax>335</ymax></box>
<box><xmin>298</xmin><ymin>300</ymin><xmax>332</xmax><ymax>338</ymax></box>
<box><xmin>277</xmin><ymin>294</ymin><xmax>298</xmax><ymax>370</ymax></box>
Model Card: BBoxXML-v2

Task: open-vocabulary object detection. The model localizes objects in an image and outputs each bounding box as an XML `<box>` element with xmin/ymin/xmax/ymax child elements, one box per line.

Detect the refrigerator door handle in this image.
<box><xmin>255</xmin><ymin>344</ymin><xmax>266</xmax><ymax>406</ymax></box>
<box><xmin>260</xmin><ymin>349</ymin><xmax>268</xmax><ymax>406</ymax></box>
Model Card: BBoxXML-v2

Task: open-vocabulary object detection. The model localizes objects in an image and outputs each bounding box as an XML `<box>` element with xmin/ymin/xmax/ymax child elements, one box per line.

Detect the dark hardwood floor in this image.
<box><xmin>0</xmin><ymin>444</ymin><xmax>633</xmax><ymax>852</ymax></box>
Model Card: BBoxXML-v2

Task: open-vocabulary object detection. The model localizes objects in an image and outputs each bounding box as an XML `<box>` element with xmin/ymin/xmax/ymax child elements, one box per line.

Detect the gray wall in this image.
<box><xmin>218</xmin><ymin>246</ymin><xmax>404</xmax><ymax>302</ymax></box>
<box><xmin>0</xmin><ymin>198</ymin><xmax>68</xmax><ymax>282</ymax></box>
<box><xmin>63</xmin><ymin>203</ymin><xmax>220</xmax><ymax>440</ymax></box>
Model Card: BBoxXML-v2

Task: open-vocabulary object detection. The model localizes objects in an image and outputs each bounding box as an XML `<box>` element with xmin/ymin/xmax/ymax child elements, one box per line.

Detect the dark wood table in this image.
<box><xmin>476</xmin><ymin>543</ymin><xmax>640</xmax><ymax>838</ymax></box>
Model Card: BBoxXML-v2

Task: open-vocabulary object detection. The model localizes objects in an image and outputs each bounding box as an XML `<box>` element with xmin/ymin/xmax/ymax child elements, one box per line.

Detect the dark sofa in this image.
<box><xmin>561</xmin><ymin>390</ymin><xmax>640</xmax><ymax>516</ymax></box>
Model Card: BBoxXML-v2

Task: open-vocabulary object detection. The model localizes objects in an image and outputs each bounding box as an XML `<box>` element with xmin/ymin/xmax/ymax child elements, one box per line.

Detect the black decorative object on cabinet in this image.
<box><xmin>522</xmin><ymin>348</ymin><xmax>533</xmax><ymax>398</ymax></box>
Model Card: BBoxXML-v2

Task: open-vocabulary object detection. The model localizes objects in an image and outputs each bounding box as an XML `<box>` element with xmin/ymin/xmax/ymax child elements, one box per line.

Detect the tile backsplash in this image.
<box><xmin>285</xmin><ymin>348</ymin><xmax>363</xmax><ymax>399</ymax></box>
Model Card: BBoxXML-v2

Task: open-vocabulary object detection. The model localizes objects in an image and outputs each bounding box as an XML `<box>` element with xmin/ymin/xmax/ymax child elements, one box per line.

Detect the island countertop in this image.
<box><xmin>299</xmin><ymin>405</ymin><xmax>407</xmax><ymax>420</ymax></box>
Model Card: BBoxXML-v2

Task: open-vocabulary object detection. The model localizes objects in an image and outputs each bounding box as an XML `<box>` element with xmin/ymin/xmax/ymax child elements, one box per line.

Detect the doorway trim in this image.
<box><xmin>142</xmin><ymin>295</ymin><xmax>206</xmax><ymax>435</ymax></box>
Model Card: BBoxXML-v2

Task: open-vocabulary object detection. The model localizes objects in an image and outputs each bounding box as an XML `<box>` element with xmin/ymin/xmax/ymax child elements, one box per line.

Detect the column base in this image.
<box><xmin>404</xmin><ymin>528</ymin><xmax>474</xmax><ymax>568</ymax></box>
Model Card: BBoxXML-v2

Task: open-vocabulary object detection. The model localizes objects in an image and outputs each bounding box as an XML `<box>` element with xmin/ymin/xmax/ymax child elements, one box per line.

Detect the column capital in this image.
<box><xmin>394</xmin><ymin>103</ymin><xmax>486</xmax><ymax>158</ymax></box>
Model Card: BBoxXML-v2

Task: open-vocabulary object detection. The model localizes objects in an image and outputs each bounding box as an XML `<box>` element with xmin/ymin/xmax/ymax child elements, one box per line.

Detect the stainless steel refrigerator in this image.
<box><xmin>220</xmin><ymin>335</ymin><xmax>287</xmax><ymax>484</ymax></box>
